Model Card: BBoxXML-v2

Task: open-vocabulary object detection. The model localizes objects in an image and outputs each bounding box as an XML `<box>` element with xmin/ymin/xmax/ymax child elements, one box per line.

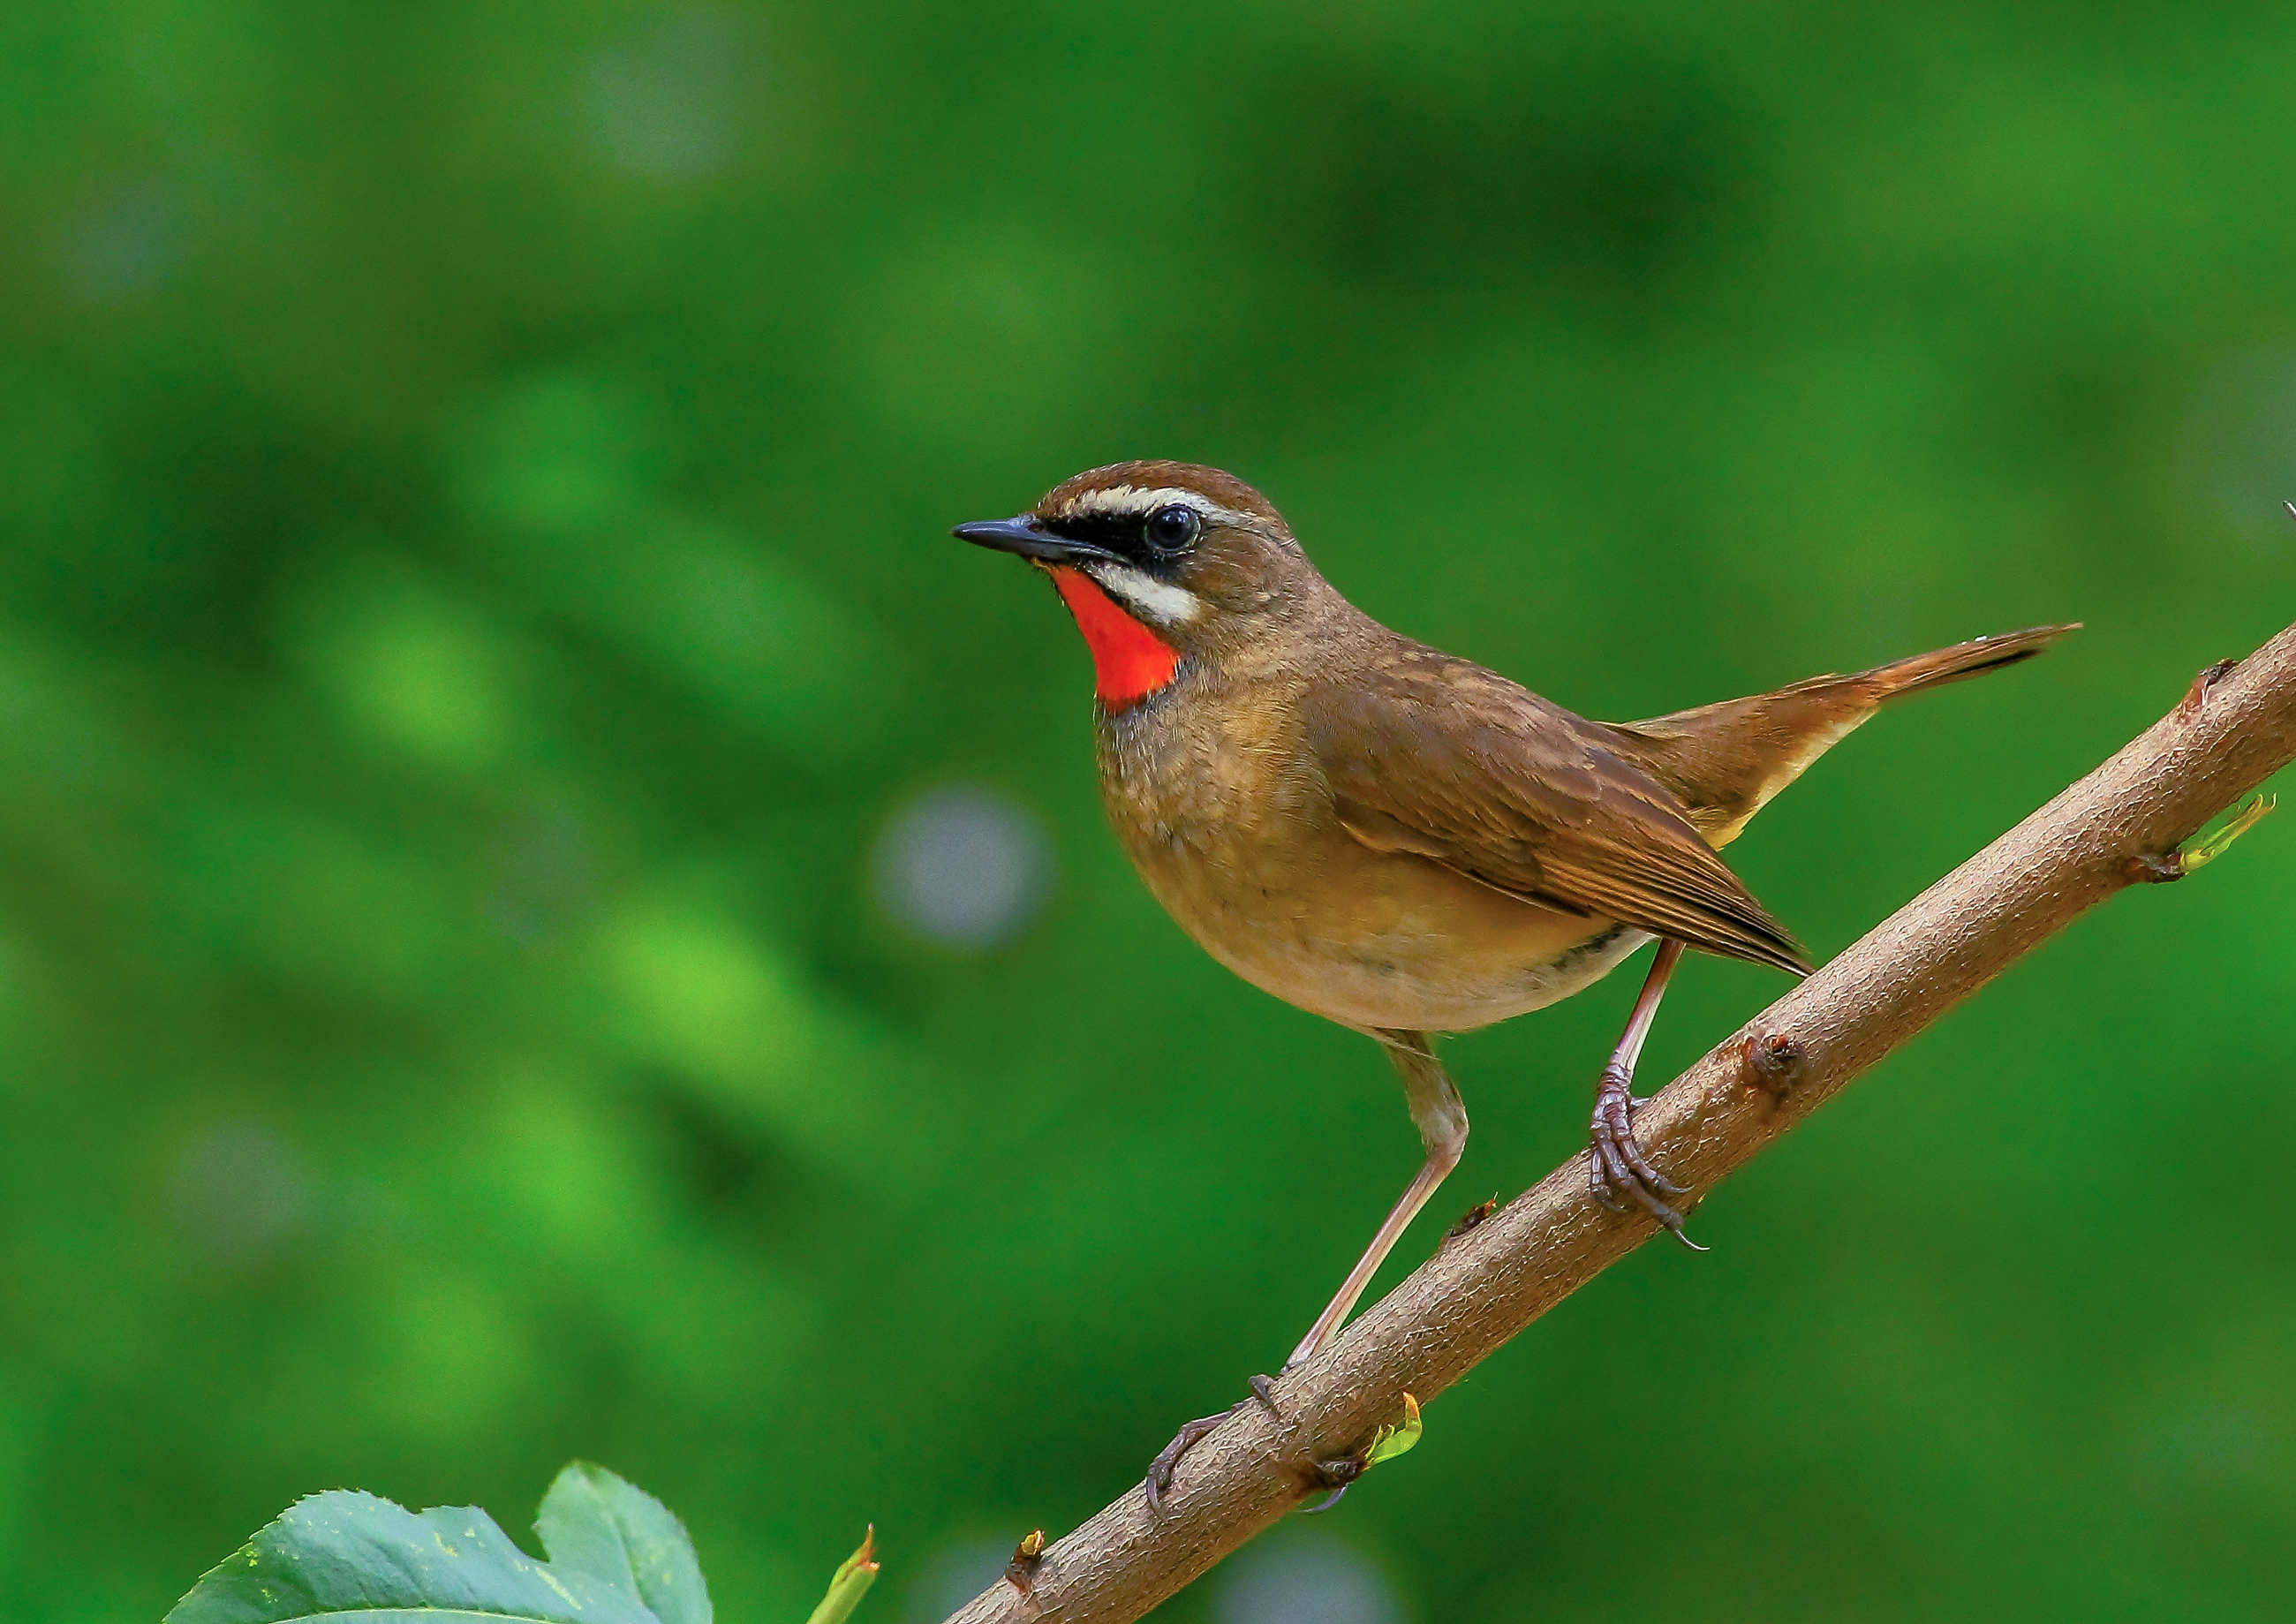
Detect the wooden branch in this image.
<box><xmin>945</xmin><ymin>620</ymin><xmax>2296</xmax><ymax>1624</ymax></box>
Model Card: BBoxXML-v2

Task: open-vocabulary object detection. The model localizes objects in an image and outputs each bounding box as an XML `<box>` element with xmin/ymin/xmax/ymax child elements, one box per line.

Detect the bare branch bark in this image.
<box><xmin>946</xmin><ymin>620</ymin><xmax>2296</xmax><ymax>1624</ymax></box>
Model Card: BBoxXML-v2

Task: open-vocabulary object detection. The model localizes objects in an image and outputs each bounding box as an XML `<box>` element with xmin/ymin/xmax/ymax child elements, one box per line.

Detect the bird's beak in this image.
<box><xmin>951</xmin><ymin>514</ymin><xmax>1118</xmax><ymax>566</ymax></box>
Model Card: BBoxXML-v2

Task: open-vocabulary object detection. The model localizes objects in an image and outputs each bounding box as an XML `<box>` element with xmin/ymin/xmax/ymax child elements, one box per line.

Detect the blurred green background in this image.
<box><xmin>4</xmin><ymin>3</ymin><xmax>2295</xmax><ymax>1620</ymax></box>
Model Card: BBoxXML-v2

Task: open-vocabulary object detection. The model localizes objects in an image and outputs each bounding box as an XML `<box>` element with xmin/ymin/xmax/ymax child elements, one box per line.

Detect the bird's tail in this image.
<box><xmin>1604</xmin><ymin>623</ymin><xmax>2079</xmax><ymax>849</ymax></box>
<box><xmin>1846</xmin><ymin>623</ymin><xmax>2080</xmax><ymax>702</ymax></box>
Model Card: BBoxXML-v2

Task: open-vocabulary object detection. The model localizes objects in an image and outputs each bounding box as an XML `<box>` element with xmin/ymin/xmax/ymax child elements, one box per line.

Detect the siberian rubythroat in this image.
<box><xmin>956</xmin><ymin>460</ymin><xmax>2070</xmax><ymax>1504</ymax></box>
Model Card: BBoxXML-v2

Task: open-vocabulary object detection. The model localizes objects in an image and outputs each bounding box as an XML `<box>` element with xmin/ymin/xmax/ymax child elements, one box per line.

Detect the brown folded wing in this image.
<box><xmin>1306</xmin><ymin>648</ymin><xmax>1812</xmax><ymax>976</ymax></box>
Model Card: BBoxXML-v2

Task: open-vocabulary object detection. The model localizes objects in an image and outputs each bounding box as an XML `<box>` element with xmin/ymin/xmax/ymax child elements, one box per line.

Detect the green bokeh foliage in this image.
<box><xmin>4</xmin><ymin>2</ymin><xmax>2294</xmax><ymax>1619</ymax></box>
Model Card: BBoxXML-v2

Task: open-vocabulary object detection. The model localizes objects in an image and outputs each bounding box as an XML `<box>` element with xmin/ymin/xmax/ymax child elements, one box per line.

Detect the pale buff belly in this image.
<box><xmin>1131</xmin><ymin>836</ymin><xmax>1656</xmax><ymax>1034</ymax></box>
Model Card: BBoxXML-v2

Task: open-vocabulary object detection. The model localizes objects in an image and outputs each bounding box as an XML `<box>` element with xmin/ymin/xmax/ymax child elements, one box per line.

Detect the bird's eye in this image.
<box><xmin>1144</xmin><ymin>503</ymin><xmax>1202</xmax><ymax>555</ymax></box>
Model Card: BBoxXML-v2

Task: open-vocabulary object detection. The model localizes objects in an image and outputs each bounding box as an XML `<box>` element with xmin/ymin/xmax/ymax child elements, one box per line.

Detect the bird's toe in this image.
<box><xmin>1589</xmin><ymin>1083</ymin><xmax>1701</xmax><ymax>1243</ymax></box>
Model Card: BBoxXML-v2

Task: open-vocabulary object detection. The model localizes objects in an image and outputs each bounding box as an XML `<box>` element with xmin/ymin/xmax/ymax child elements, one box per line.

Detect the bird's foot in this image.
<box><xmin>1143</xmin><ymin>1373</ymin><xmax>1282</xmax><ymax>1514</ymax></box>
<box><xmin>1588</xmin><ymin>1065</ymin><xmax>1705</xmax><ymax>1250</ymax></box>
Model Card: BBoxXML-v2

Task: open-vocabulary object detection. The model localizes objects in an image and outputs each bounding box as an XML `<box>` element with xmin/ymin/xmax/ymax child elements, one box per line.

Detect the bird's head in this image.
<box><xmin>953</xmin><ymin>460</ymin><xmax>1315</xmax><ymax>708</ymax></box>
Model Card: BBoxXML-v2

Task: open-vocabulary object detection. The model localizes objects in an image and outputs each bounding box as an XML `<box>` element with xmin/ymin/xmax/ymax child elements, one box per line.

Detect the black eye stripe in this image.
<box><xmin>1039</xmin><ymin>502</ymin><xmax>1205</xmax><ymax>568</ymax></box>
<box><xmin>1038</xmin><ymin>510</ymin><xmax>1135</xmax><ymax>548</ymax></box>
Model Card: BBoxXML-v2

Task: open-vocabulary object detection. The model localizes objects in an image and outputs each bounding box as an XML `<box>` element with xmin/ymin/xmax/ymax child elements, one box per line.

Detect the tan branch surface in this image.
<box><xmin>946</xmin><ymin>620</ymin><xmax>2296</xmax><ymax>1624</ymax></box>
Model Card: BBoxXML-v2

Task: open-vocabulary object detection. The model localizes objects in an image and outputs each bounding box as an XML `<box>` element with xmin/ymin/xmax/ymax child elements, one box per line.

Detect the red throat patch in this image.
<box><xmin>1047</xmin><ymin>566</ymin><xmax>1180</xmax><ymax>707</ymax></box>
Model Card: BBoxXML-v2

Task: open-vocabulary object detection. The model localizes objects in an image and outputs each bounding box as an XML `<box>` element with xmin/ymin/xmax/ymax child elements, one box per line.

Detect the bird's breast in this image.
<box><xmin>1094</xmin><ymin>691</ymin><xmax>1646</xmax><ymax>1032</ymax></box>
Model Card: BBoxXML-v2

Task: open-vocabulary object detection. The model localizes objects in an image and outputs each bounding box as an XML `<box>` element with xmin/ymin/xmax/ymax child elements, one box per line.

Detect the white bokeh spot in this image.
<box><xmin>1211</xmin><ymin>1537</ymin><xmax>1405</xmax><ymax>1624</ymax></box>
<box><xmin>872</xmin><ymin>784</ymin><xmax>1053</xmax><ymax>951</ymax></box>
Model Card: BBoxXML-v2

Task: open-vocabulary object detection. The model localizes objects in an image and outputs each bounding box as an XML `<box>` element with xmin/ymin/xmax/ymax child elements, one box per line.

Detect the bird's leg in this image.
<box><xmin>1588</xmin><ymin>937</ymin><xmax>1703</xmax><ymax>1246</ymax></box>
<box><xmin>1143</xmin><ymin>1031</ymin><xmax>1465</xmax><ymax>1514</ymax></box>
<box><xmin>1285</xmin><ymin>1031</ymin><xmax>1466</xmax><ymax>1369</ymax></box>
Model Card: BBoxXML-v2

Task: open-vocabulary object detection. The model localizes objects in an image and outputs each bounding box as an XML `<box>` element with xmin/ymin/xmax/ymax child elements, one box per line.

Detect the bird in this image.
<box><xmin>954</xmin><ymin>460</ymin><xmax>2072</xmax><ymax>1507</ymax></box>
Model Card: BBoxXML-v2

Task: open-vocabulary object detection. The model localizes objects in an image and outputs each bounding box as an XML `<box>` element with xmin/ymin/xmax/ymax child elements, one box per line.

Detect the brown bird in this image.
<box><xmin>955</xmin><ymin>460</ymin><xmax>2071</xmax><ymax>1506</ymax></box>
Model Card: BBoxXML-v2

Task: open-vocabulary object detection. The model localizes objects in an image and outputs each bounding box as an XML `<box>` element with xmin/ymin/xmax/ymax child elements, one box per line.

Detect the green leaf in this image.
<box><xmin>165</xmin><ymin>1488</ymin><xmax>661</xmax><ymax>1624</ymax></box>
<box><xmin>1363</xmin><ymin>1393</ymin><xmax>1423</xmax><ymax>1467</ymax></box>
<box><xmin>536</xmin><ymin>1462</ymin><xmax>713</xmax><ymax>1624</ymax></box>
<box><xmin>803</xmin><ymin>1528</ymin><xmax>880</xmax><ymax>1624</ymax></box>
<box><xmin>2179</xmin><ymin>794</ymin><xmax>2274</xmax><ymax>874</ymax></box>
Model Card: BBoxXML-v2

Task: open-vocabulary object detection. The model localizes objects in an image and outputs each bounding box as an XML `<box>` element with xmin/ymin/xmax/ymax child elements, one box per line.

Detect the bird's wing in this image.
<box><xmin>1305</xmin><ymin>647</ymin><xmax>1812</xmax><ymax>975</ymax></box>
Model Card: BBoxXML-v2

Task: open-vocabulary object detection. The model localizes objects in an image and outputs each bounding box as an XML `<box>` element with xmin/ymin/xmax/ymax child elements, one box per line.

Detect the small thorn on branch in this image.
<box><xmin>1004</xmin><ymin>1530</ymin><xmax>1046</xmax><ymax>1595</ymax></box>
<box><xmin>1295</xmin><ymin>1393</ymin><xmax>1423</xmax><ymax>1515</ymax></box>
<box><xmin>2123</xmin><ymin>851</ymin><xmax>2183</xmax><ymax>883</ymax></box>
<box><xmin>1296</xmin><ymin>1462</ymin><xmax>1358</xmax><ymax>1515</ymax></box>
<box><xmin>1740</xmin><ymin>1030</ymin><xmax>1805</xmax><ymax>1099</ymax></box>
<box><xmin>1443</xmin><ymin>1196</ymin><xmax>1499</xmax><ymax>1244</ymax></box>
<box><xmin>2178</xmin><ymin>658</ymin><xmax>2239</xmax><ymax>721</ymax></box>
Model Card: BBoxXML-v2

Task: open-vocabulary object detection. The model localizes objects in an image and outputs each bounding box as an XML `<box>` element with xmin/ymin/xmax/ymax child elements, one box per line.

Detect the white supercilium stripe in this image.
<box><xmin>1084</xmin><ymin>560</ymin><xmax>1204</xmax><ymax>625</ymax></box>
<box><xmin>1058</xmin><ymin>486</ymin><xmax>1254</xmax><ymax>528</ymax></box>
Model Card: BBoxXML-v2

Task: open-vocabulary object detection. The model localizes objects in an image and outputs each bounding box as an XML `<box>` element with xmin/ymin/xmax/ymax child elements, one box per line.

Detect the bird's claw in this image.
<box><xmin>1144</xmin><ymin>1411</ymin><xmax>1227</xmax><ymax>1514</ymax></box>
<box><xmin>1588</xmin><ymin>1070</ymin><xmax>1705</xmax><ymax>1250</ymax></box>
<box><xmin>1142</xmin><ymin>1374</ymin><xmax>1282</xmax><ymax>1514</ymax></box>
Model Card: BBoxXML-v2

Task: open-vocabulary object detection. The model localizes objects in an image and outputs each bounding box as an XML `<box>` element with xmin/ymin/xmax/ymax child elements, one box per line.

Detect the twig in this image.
<box><xmin>943</xmin><ymin>618</ymin><xmax>2296</xmax><ymax>1624</ymax></box>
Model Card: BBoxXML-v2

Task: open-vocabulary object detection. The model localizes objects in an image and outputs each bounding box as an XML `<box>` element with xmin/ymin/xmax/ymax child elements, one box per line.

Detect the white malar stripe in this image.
<box><xmin>1084</xmin><ymin>560</ymin><xmax>1203</xmax><ymax>626</ymax></box>
<box><xmin>1057</xmin><ymin>485</ymin><xmax>1254</xmax><ymax>528</ymax></box>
